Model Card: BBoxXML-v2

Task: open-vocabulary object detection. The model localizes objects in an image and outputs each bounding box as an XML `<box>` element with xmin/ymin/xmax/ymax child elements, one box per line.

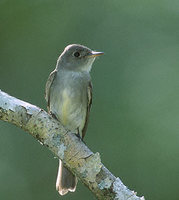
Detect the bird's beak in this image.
<box><xmin>87</xmin><ymin>51</ymin><xmax>104</xmax><ymax>58</ymax></box>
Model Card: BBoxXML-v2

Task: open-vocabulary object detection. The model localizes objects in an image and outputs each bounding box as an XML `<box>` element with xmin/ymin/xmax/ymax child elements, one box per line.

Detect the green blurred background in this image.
<box><xmin>0</xmin><ymin>0</ymin><xmax>179</xmax><ymax>199</ymax></box>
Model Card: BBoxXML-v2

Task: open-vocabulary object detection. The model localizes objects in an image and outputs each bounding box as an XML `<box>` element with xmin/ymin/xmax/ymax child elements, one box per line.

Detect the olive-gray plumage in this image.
<box><xmin>45</xmin><ymin>44</ymin><xmax>103</xmax><ymax>195</ymax></box>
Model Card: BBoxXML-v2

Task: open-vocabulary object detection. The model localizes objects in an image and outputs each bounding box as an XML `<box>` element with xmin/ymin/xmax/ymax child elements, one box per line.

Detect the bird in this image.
<box><xmin>45</xmin><ymin>44</ymin><xmax>103</xmax><ymax>195</ymax></box>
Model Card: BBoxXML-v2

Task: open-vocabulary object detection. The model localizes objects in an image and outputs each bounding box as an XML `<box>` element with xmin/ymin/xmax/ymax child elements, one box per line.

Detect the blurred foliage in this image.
<box><xmin>0</xmin><ymin>0</ymin><xmax>179</xmax><ymax>199</ymax></box>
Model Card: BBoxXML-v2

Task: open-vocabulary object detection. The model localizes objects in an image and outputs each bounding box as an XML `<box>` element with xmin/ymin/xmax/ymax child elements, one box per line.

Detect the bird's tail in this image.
<box><xmin>56</xmin><ymin>160</ymin><xmax>77</xmax><ymax>195</ymax></box>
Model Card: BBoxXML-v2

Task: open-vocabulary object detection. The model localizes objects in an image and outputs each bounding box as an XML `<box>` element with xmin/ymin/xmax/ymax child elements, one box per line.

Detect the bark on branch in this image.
<box><xmin>0</xmin><ymin>89</ymin><xmax>145</xmax><ymax>200</ymax></box>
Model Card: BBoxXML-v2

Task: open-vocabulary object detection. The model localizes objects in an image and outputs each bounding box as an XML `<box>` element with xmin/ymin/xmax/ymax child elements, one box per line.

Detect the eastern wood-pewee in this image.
<box><xmin>45</xmin><ymin>44</ymin><xmax>103</xmax><ymax>195</ymax></box>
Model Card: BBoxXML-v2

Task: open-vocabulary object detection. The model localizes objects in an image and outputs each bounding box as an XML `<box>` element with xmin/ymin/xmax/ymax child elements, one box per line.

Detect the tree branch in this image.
<box><xmin>0</xmin><ymin>89</ymin><xmax>145</xmax><ymax>200</ymax></box>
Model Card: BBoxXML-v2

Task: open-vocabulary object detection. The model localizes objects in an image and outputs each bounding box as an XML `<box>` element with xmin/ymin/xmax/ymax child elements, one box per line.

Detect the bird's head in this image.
<box><xmin>57</xmin><ymin>44</ymin><xmax>103</xmax><ymax>72</ymax></box>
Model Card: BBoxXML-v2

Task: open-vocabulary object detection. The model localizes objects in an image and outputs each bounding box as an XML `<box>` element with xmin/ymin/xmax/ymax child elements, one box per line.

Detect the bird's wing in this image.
<box><xmin>45</xmin><ymin>70</ymin><xmax>57</xmax><ymax>112</ymax></box>
<box><xmin>82</xmin><ymin>81</ymin><xmax>93</xmax><ymax>139</ymax></box>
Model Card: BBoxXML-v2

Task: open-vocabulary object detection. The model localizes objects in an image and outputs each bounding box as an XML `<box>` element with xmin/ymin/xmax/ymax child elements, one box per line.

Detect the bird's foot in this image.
<box><xmin>50</xmin><ymin>112</ymin><xmax>58</xmax><ymax>120</ymax></box>
<box><xmin>75</xmin><ymin>132</ymin><xmax>82</xmax><ymax>140</ymax></box>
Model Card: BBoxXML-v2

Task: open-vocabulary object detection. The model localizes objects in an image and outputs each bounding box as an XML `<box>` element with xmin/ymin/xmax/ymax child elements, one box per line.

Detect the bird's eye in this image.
<box><xmin>74</xmin><ymin>52</ymin><xmax>80</xmax><ymax>57</ymax></box>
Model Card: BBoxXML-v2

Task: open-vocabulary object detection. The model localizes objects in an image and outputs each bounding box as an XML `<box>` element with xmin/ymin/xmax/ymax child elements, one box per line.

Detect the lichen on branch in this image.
<box><xmin>0</xmin><ymin>90</ymin><xmax>144</xmax><ymax>200</ymax></box>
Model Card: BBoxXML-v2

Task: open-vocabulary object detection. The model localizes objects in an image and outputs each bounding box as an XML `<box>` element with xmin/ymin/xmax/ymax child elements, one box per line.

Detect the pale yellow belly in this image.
<box><xmin>59</xmin><ymin>89</ymin><xmax>86</xmax><ymax>133</ymax></box>
<box><xmin>61</xmin><ymin>89</ymin><xmax>70</xmax><ymax>126</ymax></box>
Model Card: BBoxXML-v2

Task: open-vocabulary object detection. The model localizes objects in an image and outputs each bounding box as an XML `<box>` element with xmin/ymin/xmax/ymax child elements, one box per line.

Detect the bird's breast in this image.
<box><xmin>50</xmin><ymin>70</ymin><xmax>90</xmax><ymax>133</ymax></box>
